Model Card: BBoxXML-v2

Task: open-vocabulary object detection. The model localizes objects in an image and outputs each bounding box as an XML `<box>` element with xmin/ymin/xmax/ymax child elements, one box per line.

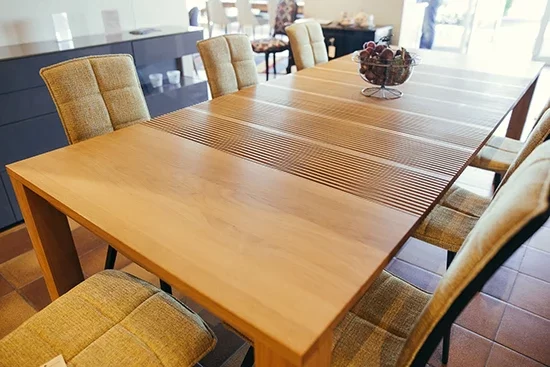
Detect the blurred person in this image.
<box><xmin>418</xmin><ymin>0</ymin><xmax>443</xmax><ymax>49</ymax></box>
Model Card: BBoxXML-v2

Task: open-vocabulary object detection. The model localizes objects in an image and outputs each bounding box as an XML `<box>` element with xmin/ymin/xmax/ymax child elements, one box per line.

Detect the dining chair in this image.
<box><xmin>197</xmin><ymin>34</ymin><xmax>259</xmax><ymax>99</ymax></box>
<box><xmin>236</xmin><ymin>0</ymin><xmax>259</xmax><ymax>38</ymax></box>
<box><xmin>0</xmin><ymin>270</ymin><xmax>216</xmax><ymax>366</ymax></box>
<box><xmin>206</xmin><ymin>0</ymin><xmax>234</xmax><ymax>37</ymax></box>
<box><xmin>250</xmin><ymin>0</ymin><xmax>298</xmax><ymax>80</ymax></box>
<box><xmin>239</xmin><ymin>140</ymin><xmax>550</xmax><ymax>367</ymax></box>
<box><xmin>286</xmin><ymin>21</ymin><xmax>328</xmax><ymax>71</ymax></box>
<box><xmin>40</xmin><ymin>55</ymin><xmax>172</xmax><ymax>294</ymax></box>
<box><xmin>415</xmin><ymin>108</ymin><xmax>550</xmax><ymax>251</ymax></box>
<box><xmin>470</xmin><ymin>99</ymin><xmax>550</xmax><ymax>187</ymax></box>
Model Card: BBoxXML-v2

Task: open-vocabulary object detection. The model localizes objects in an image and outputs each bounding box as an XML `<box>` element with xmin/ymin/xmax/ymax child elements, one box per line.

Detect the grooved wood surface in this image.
<box><xmin>7</xmin><ymin>49</ymin><xmax>543</xmax><ymax>366</ymax></box>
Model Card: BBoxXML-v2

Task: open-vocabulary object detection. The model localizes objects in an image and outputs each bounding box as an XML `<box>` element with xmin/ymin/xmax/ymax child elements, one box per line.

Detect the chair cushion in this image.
<box><xmin>440</xmin><ymin>185</ymin><xmax>491</xmax><ymax>218</ymax></box>
<box><xmin>0</xmin><ymin>270</ymin><xmax>216</xmax><ymax>367</ymax></box>
<box><xmin>413</xmin><ymin>204</ymin><xmax>478</xmax><ymax>252</ymax></box>
<box><xmin>251</xmin><ymin>38</ymin><xmax>288</xmax><ymax>53</ymax></box>
<box><xmin>470</xmin><ymin>145</ymin><xmax>517</xmax><ymax>174</ymax></box>
<box><xmin>332</xmin><ymin>271</ymin><xmax>430</xmax><ymax>367</ymax></box>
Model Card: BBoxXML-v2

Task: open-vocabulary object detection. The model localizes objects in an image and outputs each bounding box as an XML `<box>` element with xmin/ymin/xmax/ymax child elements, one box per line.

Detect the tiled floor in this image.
<box><xmin>1</xmin><ymin>64</ymin><xmax>550</xmax><ymax>366</ymax></box>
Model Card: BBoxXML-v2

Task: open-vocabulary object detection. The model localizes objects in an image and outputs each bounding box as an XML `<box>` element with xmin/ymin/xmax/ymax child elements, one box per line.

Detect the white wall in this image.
<box><xmin>304</xmin><ymin>0</ymin><xmax>406</xmax><ymax>44</ymax></box>
<box><xmin>0</xmin><ymin>0</ymin><xmax>189</xmax><ymax>47</ymax></box>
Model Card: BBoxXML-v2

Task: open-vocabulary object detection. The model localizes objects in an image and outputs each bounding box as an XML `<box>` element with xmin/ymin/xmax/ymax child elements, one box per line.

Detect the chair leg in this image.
<box><xmin>104</xmin><ymin>245</ymin><xmax>117</xmax><ymax>270</ymax></box>
<box><xmin>273</xmin><ymin>53</ymin><xmax>277</xmax><ymax>75</ymax></box>
<box><xmin>240</xmin><ymin>346</ymin><xmax>254</xmax><ymax>367</ymax></box>
<box><xmin>287</xmin><ymin>48</ymin><xmax>294</xmax><ymax>74</ymax></box>
<box><xmin>446</xmin><ymin>250</ymin><xmax>456</xmax><ymax>269</ymax></box>
<box><xmin>442</xmin><ymin>250</ymin><xmax>456</xmax><ymax>364</ymax></box>
<box><xmin>265</xmin><ymin>53</ymin><xmax>269</xmax><ymax>81</ymax></box>
<box><xmin>160</xmin><ymin>279</ymin><xmax>173</xmax><ymax>294</ymax></box>
<box><xmin>442</xmin><ymin>329</ymin><xmax>451</xmax><ymax>364</ymax></box>
<box><xmin>493</xmin><ymin>172</ymin><xmax>502</xmax><ymax>189</ymax></box>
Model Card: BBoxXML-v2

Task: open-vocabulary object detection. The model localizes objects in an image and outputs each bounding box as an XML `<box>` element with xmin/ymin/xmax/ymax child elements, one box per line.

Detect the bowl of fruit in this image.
<box><xmin>352</xmin><ymin>41</ymin><xmax>419</xmax><ymax>99</ymax></box>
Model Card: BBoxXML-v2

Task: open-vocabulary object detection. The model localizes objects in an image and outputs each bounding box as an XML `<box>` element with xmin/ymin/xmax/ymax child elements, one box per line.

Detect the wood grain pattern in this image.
<box><xmin>6</xmin><ymin>50</ymin><xmax>542</xmax><ymax>366</ymax></box>
<box><xmin>10</xmin><ymin>176</ymin><xmax>83</xmax><ymax>299</ymax></box>
<box><xmin>145</xmin><ymin>108</ymin><xmax>449</xmax><ymax>215</ymax></box>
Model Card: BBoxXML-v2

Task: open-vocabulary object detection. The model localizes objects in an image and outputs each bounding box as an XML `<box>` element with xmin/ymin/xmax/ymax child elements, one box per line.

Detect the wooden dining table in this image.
<box><xmin>7</xmin><ymin>49</ymin><xmax>542</xmax><ymax>366</ymax></box>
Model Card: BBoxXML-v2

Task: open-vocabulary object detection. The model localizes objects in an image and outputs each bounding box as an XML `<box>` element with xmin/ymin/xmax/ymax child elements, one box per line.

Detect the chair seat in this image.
<box><xmin>470</xmin><ymin>136</ymin><xmax>523</xmax><ymax>174</ymax></box>
<box><xmin>251</xmin><ymin>38</ymin><xmax>288</xmax><ymax>53</ymax></box>
<box><xmin>0</xmin><ymin>270</ymin><xmax>216</xmax><ymax>367</ymax></box>
<box><xmin>413</xmin><ymin>204</ymin><xmax>478</xmax><ymax>252</ymax></box>
<box><xmin>332</xmin><ymin>271</ymin><xmax>430</xmax><ymax>367</ymax></box>
<box><xmin>440</xmin><ymin>185</ymin><xmax>491</xmax><ymax>218</ymax></box>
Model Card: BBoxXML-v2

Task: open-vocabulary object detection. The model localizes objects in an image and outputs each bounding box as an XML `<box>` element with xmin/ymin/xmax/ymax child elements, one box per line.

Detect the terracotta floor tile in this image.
<box><xmin>528</xmin><ymin>226</ymin><xmax>550</xmax><ymax>254</ymax></box>
<box><xmin>0</xmin><ymin>274</ymin><xmax>13</xmax><ymax>298</ymax></box>
<box><xmin>175</xmin><ymin>292</ymin><xmax>204</xmax><ymax>314</ymax></box>
<box><xmin>487</xmin><ymin>343</ymin><xmax>546</xmax><ymax>367</ymax></box>
<box><xmin>456</xmin><ymin>167</ymin><xmax>495</xmax><ymax>190</ymax></box>
<box><xmin>72</xmin><ymin>227</ymin><xmax>108</xmax><ymax>257</ymax></box>
<box><xmin>455</xmin><ymin>293</ymin><xmax>506</xmax><ymax>339</ymax></box>
<box><xmin>496</xmin><ymin>305</ymin><xmax>550</xmax><ymax>365</ymax></box>
<box><xmin>503</xmin><ymin>245</ymin><xmax>526</xmax><ymax>271</ymax></box>
<box><xmin>429</xmin><ymin>325</ymin><xmax>493</xmax><ymax>367</ymax></box>
<box><xmin>220</xmin><ymin>344</ymin><xmax>250</xmax><ymax>367</ymax></box>
<box><xmin>509</xmin><ymin>273</ymin><xmax>550</xmax><ymax>320</ymax></box>
<box><xmin>396</xmin><ymin>238</ymin><xmax>447</xmax><ymax>275</ymax></box>
<box><xmin>482</xmin><ymin>266</ymin><xmax>517</xmax><ymax>301</ymax></box>
<box><xmin>386</xmin><ymin>259</ymin><xmax>441</xmax><ymax>293</ymax></box>
<box><xmin>120</xmin><ymin>262</ymin><xmax>160</xmax><ymax>286</ymax></box>
<box><xmin>0</xmin><ymin>226</ymin><xmax>32</xmax><ymax>264</ymax></box>
<box><xmin>520</xmin><ymin>247</ymin><xmax>550</xmax><ymax>283</ymax></box>
<box><xmin>454</xmin><ymin>181</ymin><xmax>493</xmax><ymax>197</ymax></box>
<box><xmin>199</xmin><ymin>322</ymin><xmax>245</xmax><ymax>367</ymax></box>
<box><xmin>0</xmin><ymin>250</ymin><xmax>43</xmax><ymax>288</ymax></box>
<box><xmin>199</xmin><ymin>308</ymin><xmax>221</xmax><ymax>327</ymax></box>
<box><xmin>19</xmin><ymin>277</ymin><xmax>51</xmax><ymax>311</ymax></box>
<box><xmin>0</xmin><ymin>292</ymin><xmax>37</xmax><ymax>338</ymax></box>
<box><xmin>79</xmin><ymin>244</ymin><xmax>132</xmax><ymax>278</ymax></box>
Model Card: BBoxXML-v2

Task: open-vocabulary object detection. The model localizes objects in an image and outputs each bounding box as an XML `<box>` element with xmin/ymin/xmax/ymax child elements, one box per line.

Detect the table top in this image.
<box><xmin>7</xmin><ymin>50</ymin><xmax>542</xmax><ymax>364</ymax></box>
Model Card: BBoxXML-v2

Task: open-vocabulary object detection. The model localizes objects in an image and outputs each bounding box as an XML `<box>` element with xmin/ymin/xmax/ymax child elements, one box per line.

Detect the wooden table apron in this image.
<box><xmin>7</xmin><ymin>51</ymin><xmax>542</xmax><ymax>367</ymax></box>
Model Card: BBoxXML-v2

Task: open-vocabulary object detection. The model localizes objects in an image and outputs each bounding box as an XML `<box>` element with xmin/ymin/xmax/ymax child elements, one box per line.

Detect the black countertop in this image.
<box><xmin>0</xmin><ymin>25</ymin><xmax>203</xmax><ymax>62</ymax></box>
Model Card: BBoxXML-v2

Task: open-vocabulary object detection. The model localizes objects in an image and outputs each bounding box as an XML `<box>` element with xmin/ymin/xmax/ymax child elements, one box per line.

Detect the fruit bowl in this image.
<box><xmin>352</xmin><ymin>42</ymin><xmax>419</xmax><ymax>99</ymax></box>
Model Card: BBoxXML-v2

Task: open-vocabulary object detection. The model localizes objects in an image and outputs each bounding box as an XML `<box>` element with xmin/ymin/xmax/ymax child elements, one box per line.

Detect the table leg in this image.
<box><xmin>255</xmin><ymin>330</ymin><xmax>332</xmax><ymax>367</ymax></box>
<box><xmin>507</xmin><ymin>76</ymin><xmax>538</xmax><ymax>140</ymax></box>
<box><xmin>11</xmin><ymin>177</ymin><xmax>84</xmax><ymax>300</ymax></box>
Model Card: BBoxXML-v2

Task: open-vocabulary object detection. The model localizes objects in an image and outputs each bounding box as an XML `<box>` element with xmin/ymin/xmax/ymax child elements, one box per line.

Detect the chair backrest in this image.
<box><xmin>499</xmin><ymin>108</ymin><xmax>550</xmax><ymax>188</ymax></box>
<box><xmin>197</xmin><ymin>34</ymin><xmax>259</xmax><ymax>99</ymax></box>
<box><xmin>189</xmin><ymin>7</ymin><xmax>200</xmax><ymax>27</ymax></box>
<box><xmin>40</xmin><ymin>54</ymin><xmax>150</xmax><ymax>145</ymax></box>
<box><xmin>206</xmin><ymin>0</ymin><xmax>230</xmax><ymax>26</ymax></box>
<box><xmin>273</xmin><ymin>0</ymin><xmax>298</xmax><ymax>36</ymax></box>
<box><xmin>236</xmin><ymin>0</ymin><xmax>259</xmax><ymax>26</ymax></box>
<box><xmin>286</xmin><ymin>21</ymin><xmax>328</xmax><ymax>70</ymax></box>
<box><xmin>398</xmin><ymin>140</ymin><xmax>550</xmax><ymax>366</ymax></box>
<box><xmin>268</xmin><ymin>0</ymin><xmax>278</xmax><ymax>30</ymax></box>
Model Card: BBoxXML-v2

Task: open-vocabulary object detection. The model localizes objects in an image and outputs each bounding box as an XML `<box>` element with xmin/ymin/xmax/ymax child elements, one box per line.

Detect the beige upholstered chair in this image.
<box><xmin>240</xmin><ymin>140</ymin><xmax>550</xmax><ymax>367</ymax></box>
<box><xmin>197</xmin><ymin>34</ymin><xmax>259</xmax><ymax>99</ymax></box>
<box><xmin>0</xmin><ymin>270</ymin><xmax>216</xmax><ymax>366</ymax></box>
<box><xmin>333</xmin><ymin>140</ymin><xmax>550</xmax><ymax>366</ymax></box>
<box><xmin>414</xmin><ymin>108</ymin><xmax>550</xmax><ymax>256</ymax></box>
<box><xmin>470</xmin><ymin>99</ymin><xmax>550</xmax><ymax>184</ymax></box>
<box><xmin>39</xmin><ymin>55</ymin><xmax>169</xmax><ymax>291</ymax></box>
<box><xmin>40</xmin><ymin>54</ymin><xmax>150</xmax><ymax>144</ymax></box>
<box><xmin>286</xmin><ymin>21</ymin><xmax>329</xmax><ymax>70</ymax></box>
